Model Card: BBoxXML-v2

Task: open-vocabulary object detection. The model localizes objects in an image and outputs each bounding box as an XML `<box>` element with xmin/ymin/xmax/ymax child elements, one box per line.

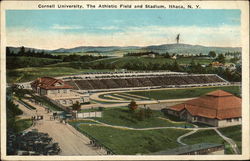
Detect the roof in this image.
<box><xmin>169</xmin><ymin>90</ymin><xmax>241</xmax><ymax>119</ymax></box>
<box><xmin>152</xmin><ymin>143</ymin><xmax>223</xmax><ymax>155</ymax></box>
<box><xmin>206</xmin><ymin>90</ymin><xmax>233</xmax><ymax>97</ymax></box>
<box><xmin>31</xmin><ymin>77</ymin><xmax>73</xmax><ymax>90</ymax></box>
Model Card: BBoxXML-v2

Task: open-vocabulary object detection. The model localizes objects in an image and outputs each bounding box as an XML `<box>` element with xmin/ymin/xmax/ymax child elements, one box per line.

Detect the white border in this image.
<box><xmin>1</xmin><ymin>1</ymin><xmax>249</xmax><ymax>160</ymax></box>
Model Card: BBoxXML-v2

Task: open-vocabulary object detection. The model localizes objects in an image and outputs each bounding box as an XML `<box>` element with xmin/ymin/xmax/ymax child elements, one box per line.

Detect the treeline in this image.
<box><xmin>74</xmin><ymin>60</ymin><xmax>241</xmax><ymax>82</ymax></box>
<box><xmin>6</xmin><ymin>88</ymin><xmax>23</xmax><ymax>133</ymax></box>
<box><xmin>6</xmin><ymin>46</ymin><xmax>108</xmax><ymax>69</ymax></box>
<box><xmin>6</xmin><ymin>46</ymin><xmax>60</xmax><ymax>59</ymax></box>
<box><xmin>224</xmin><ymin>51</ymin><xmax>241</xmax><ymax>56</ymax></box>
<box><xmin>124</xmin><ymin>51</ymin><xmax>209</xmax><ymax>58</ymax></box>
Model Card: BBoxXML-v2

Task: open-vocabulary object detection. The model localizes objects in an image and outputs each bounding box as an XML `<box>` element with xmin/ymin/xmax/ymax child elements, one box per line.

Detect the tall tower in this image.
<box><xmin>176</xmin><ymin>34</ymin><xmax>180</xmax><ymax>44</ymax></box>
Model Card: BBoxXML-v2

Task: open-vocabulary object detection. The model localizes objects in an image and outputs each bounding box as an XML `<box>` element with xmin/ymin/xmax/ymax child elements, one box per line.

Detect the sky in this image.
<box><xmin>6</xmin><ymin>9</ymin><xmax>241</xmax><ymax>49</ymax></box>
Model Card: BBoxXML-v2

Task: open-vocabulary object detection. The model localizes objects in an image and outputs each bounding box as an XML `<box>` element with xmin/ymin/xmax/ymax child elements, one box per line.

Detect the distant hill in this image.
<box><xmin>52</xmin><ymin>46</ymin><xmax>140</xmax><ymax>53</ymax></box>
<box><xmin>143</xmin><ymin>43</ymin><xmax>241</xmax><ymax>55</ymax></box>
<box><xmin>7</xmin><ymin>43</ymin><xmax>241</xmax><ymax>56</ymax></box>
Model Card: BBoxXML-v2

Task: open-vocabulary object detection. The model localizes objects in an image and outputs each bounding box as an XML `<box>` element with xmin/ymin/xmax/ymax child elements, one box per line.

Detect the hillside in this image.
<box><xmin>8</xmin><ymin>43</ymin><xmax>241</xmax><ymax>56</ymax></box>
<box><xmin>143</xmin><ymin>43</ymin><xmax>241</xmax><ymax>55</ymax></box>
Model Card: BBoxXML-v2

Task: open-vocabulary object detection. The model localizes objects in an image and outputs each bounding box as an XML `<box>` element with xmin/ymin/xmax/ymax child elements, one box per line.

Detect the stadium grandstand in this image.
<box><xmin>61</xmin><ymin>72</ymin><xmax>229</xmax><ymax>92</ymax></box>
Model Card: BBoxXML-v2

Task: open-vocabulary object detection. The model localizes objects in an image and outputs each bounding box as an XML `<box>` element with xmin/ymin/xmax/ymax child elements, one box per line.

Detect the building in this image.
<box><xmin>211</xmin><ymin>61</ymin><xmax>224</xmax><ymax>67</ymax></box>
<box><xmin>31</xmin><ymin>77</ymin><xmax>89</xmax><ymax>108</ymax></box>
<box><xmin>224</xmin><ymin>63</ymin><xmax>236</xmax><ymax>71</ymax></box>
<box><xmin>152</xmin><ymin>143</ymin><xmax>224</xmax><ymax>155</ymax></box>
<box><xmin>166</xmin><ymin>90</ymin><xmax>241</xmax><ymax>127</ymax></box>
<box><xmin>31</xmin><ymin>77</ymin><xmax>73</xmax><ymax>96</ymax></box>
<box><xmin>141</xmin><ymin>54</ymin><xmax>155</xmax><ymax>58</ymax></box>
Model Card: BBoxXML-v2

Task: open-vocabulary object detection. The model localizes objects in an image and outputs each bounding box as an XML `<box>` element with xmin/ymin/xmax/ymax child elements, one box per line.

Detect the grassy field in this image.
<box><xmin>15</xmin><ymin>119</ymin><xmax>33</xmax><ymax>133</ymax></box>
<box><xmin>48</xmin><ymin>56</ymin><xmax>215</xmax><ymax>70</ymax></box>
<box><xmin>182</xmin><ymin>129</ymin><xmax>234</xmax><ymax>154</ymax></box>
<box><xmin>46</xmin><ymin>57</ymin><xmax>121</xmax><ymax>68</ymax></box>
<box><xmin>7</xmin><ymin>67</ymin><xmax>115</xmax><ymax>83</ymax></box>
<box><xmin>69</xmin><ymin>123</ymin><xmax>189</xmax><ymax>155</ymax></box>
<box><xmin>126</xmin><ymin>86</ymin><xmax>240</xmax><ymax>100</ymax></box>
<box><xmin>95</xmin><ymin>56</ymin><xmax>212</xmax><ymax>65</ymax></box>
<box><xmin>90</xmin><ymin>99</ymin><xmax>121</xmax><ymax>104</ymax></box>
<box><xmin>218</xmin><ymin>125</ymin><xmax>242</xmax><ymax>153</ymax></box>
<box><xmin>98</xmin><ymin>93</ymin><xmax>148</xmax><ymax>101</ymax></box>
<box><xmin>7</xmin><ymin>56</ymin><xmax>62</xmax><ymax>69</ymax></box>
<box><xmin>79</xmin><ymin>56</ymin><xmax>214</xmax><ymax>68</ymax></box>
<box><xmin>81</xmin><ymin>107</ymin><xmax>194</xmax><ymax>128</ymax></box>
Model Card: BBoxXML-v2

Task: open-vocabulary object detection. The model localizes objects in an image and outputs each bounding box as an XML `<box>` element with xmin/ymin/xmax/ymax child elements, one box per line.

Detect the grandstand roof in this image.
<box><xmin>169</xmin><ymin>90</ymin><xmax>241</xmax><ymax>119</ymax></box>
<box><xmin>31</xmin><ymin>77</ymin><xmax>73</xmax><ymax>90</ymax></box>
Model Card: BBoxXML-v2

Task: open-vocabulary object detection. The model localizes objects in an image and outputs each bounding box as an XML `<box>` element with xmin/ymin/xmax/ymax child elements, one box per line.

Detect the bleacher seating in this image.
<box><xmin>65</xmin><ymin>74</ymin><xmax>227</xmax><ymax>90</ymax></box>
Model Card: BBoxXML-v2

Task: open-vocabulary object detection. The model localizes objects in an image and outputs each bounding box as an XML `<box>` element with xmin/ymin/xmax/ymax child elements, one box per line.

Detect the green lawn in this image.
<box><xmin>60</xmin><ymin>56</ymin><xmax>214</xmax><ymax>71</ymax></box>
<box><xmin>98</xmin><ymin>93</ymin><xmax>139</xmax><ymax>101</ymax></box>
<box><xmin>7</xmin><ymin>56</ymin><xmax>62</xmax><ymax>69</ymax></box>
<box><xmin>7</xmin><ymin>67</ymin><xmax>116</xmax><ymax>83</ymax></box>
<box><xmin>15</xmin><ymin>119</ymin><xmax>33</xmax><ymax>133</ymax></box>
<box><xmin>70</xmin><ymin>120</ymin><xmax>100</xmax><ymax>124</ymax></box>
<box><xmin>90</xmin><ymin>56</ymin><xmax>213</xmax><ymax>67</ymax></box>
<box><xmin>90</xmin><ymin>99</ymin><xmax>123</xmax><ymax>104</ymax></box>
<box><xmin>182</xmin><ymin>129</ymin><xmax>234</xmax><ymax>154</ymax></box>
<box><xmin>218</xmin><ymin>125</ymin><xmax>242</xmax><ymax>153</ymax></box>
<box><xmin>82</xmin><ymin>107</ymin><xmax>194</xmax><ymax>128</ymax></box>
<box><xmin>126</xmin><ymin>86</ymin><xmax>241</xmax><ymax>100</ymax></box>
<box><xmin>69</xmin><ymin>123</ymin><xmax>189</xmax><ymax>155</ymax></box>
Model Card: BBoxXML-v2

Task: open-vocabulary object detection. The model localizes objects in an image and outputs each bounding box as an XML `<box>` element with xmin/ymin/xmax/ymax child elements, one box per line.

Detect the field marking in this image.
<box><xmin>89</xmin><ymin>85</ymin><xmax>239</xmax><ymax>105</ymax></box>
<box><xmin>104</xmin><ymin>95</ymin><xmax>124</xmax><ymax>101</ymax></box>
<box><xmin>112</xmin><ymin>93</ymin><xmax>140</xmax><ymax>101</ymax></box>
<box><xmin>119</xmin><ymin>93</ymin><xmax>150</xmax><ymax>100</ymax></box>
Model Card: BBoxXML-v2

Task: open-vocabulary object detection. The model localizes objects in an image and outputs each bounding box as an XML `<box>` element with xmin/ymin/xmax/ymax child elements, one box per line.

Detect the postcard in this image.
<box><xmin>1</xmin><ymin>0</ymin><xmax>249</xmax><ymax>160</ymax></box>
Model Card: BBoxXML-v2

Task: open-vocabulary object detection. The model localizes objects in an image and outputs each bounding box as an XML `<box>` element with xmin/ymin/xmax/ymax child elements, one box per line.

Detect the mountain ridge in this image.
<box><xmin>7</xmin><ymin>43</ymin><xmax>241</xmax><ymax>56</ymax></box>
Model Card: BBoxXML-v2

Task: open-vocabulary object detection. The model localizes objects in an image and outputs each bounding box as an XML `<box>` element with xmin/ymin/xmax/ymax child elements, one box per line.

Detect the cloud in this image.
<box><xmin>51</xmin><ymin>24</ymin><xmax>82</xmax><ymax>30</ymax></box>
<box><xmin>6</xmin><ymin>25</ymin><xmax>241</xmax><ymax>49</ymax></box>
<box><xmin>99</xmin><ymin>26</ymin><xmax>120</xmax><ymax>30</ymax></box>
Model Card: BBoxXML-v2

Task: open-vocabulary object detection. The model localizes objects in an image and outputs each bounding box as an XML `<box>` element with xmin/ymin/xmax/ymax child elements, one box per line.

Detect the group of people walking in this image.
<box><xmin>31</xmin><ymin>115</ymin><xmax>43</xmax><ymax>121</ymax></box>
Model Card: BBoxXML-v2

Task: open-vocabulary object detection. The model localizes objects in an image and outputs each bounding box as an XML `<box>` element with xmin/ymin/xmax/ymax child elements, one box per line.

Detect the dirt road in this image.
<box><xmin>15</xmin><ymin>100</ymin><xmax>106</xmax><ymax>155</ymax></box>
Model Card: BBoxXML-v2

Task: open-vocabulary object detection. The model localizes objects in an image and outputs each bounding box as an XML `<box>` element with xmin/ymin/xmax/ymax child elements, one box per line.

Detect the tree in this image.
<box><xmin>171</xmin><ymin>60</ymin><xmax>182</xmax><ymax>72</ymax></box>
<box><xmin>136</xmin><ymin>109</ymin><xmax>145</xmax><ymax>121</ymax></box>
<box><xmin>216</xmin><ymin>54</ymin><xmax>226</xmax><ymax>64</ymax></box>
<box><xmin>145</xmin><ymin>107</ymin><xmax>153</xmax><ymax>118</ymax></box>
<box><xmin>128</xmin><ymin>100</ymin><xmax>138</xmax><ymax>112</ymax></box>
<box><xmin>190</xmin><ymin>59</ymin><xmax>196</xmax><ymax>68</ymax></box>
<box><xmin>164</xmin><ymin>52</ymin><xmax>171</xmax><ymax>58</ymax></box>
<box><xmin>18</xmin><ymin>46</ymin><xmax>26</xmax><ymax>56</ymax></box>
<box><xmin>72</xmin><ymin>101</ymin><xmax>81</xmax><ymax>111</ymax></box>
<box><xmin>6</xmin><ymin>47</ymin><xmax>11</xmax><ymax>56</ymax></box>
<box><xmin>208</xmin><ymin>51</ymin><xmax>216</xmax><ymax>58</ymax></box>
